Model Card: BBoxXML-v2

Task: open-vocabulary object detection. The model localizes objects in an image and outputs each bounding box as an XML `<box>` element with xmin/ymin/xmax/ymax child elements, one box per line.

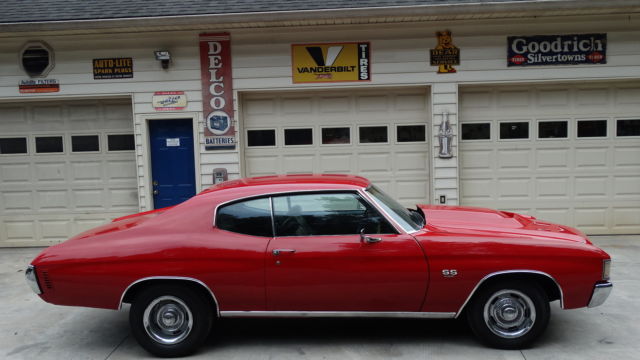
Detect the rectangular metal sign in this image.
<box><xmin>507</xmin><ymin>33</ymin><xmax>606</xmax><ymax>67</ymax></box>
<box><xmin>199</xmin><ymin>33</ymin><xmax>235</xmax><ymax>150</ymax></box>
<box><xmin>153</xmin><ymin>91</ymin><xmax>187</xmax><ymax>111</ymax></box>
<box><xmin>19</xmin><ymin>79</ymin><xmax>59</xmax><ymax>93</ymax></box>
<box><xmin>93</xmin><ymin>58</ymin><xmax>134</xmax><ymax>79</ymax></box>
<box><xmin>292</xmin><ymin>42</ymin><xmax>370</xmax><ymax>83</ymax></box>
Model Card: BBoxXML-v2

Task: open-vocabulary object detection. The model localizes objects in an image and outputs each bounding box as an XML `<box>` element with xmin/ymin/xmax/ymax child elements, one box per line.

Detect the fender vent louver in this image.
<box><xmin>41</xmin><ymin>271</ymin><xmax>53</xmax><ymax>290</ymax></box>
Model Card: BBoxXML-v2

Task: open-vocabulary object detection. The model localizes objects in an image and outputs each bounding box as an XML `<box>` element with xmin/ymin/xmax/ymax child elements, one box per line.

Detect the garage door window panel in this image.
<box><xmin>216</xmin><ymin>197</ymin><xmax>273</xmax><ymax>237</ymax></box>
<box><xmin>397</xmin><ymin>125</ymin><xmax>426</xmax><ymax>143</ymax></box>
<box><xmin>273</xmin><ymin>192</ymin><xmax>396</xmax><ymax>237</ymax></box>
<box><xmin>107</xmin><ymin>134</ymin><xmax>135</xmax><ymax>151</ymax></box>
<box><xmin>499</xmin><ymin>122</ymin><xmax>529</xmax><ymax>140</ymax></box>
<box><xmin>359</xmin><ymin>126</ymin><xmax>389</xmax><ymax>144</ymax></box>
<box><xmin>247</xmin><ymin>129</ymin><xmax>276</xmax><ymax>147</ymax></box>
<box><xmin>616</xmin><ymin>119</ymin><xmax>640</xmax><ymax>137</ymax></box>
<box><xmin>284</xmin><ymin>128</ymin><xmax>313</xmax><ymax>146</ymax></box>
<box><xmin>71</xmin><ymin>135</ymin><xmax>100</xmax><ymax>152</ymax></box>
<box><xmin>35</xmin><ymin>136</ymin><xmax>63</xmax><ymax>153</ymax></box>
<box><xmin>577</xmin><ymin>120</ymin><xmax>607</xmax><ymax>138</ymax></box>
<box><xmin>321</xmin><ymin>127</ymin><xmax>351</xmax><ymax>145</ymax></box>
<box><xmin>538</xmin><ymin>121</ymin><xmax>568</xmax><ymax>139</ymax></box>
<box><xmin>0</xmin><ymin>137</ymin><xmax>28</xmax><ymax>155</ymax></box>
<box><xmin>461</xmin><ymin>123</ymin><xmax>491</xmax><ymax>141</ymax></box>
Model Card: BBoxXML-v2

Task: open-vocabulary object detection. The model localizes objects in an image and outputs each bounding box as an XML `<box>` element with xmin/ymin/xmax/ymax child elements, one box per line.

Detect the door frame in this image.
<box><xmin>136</xmin><ymin>112</ymin><xmax>201</xmax><ymax>211</ymax></box>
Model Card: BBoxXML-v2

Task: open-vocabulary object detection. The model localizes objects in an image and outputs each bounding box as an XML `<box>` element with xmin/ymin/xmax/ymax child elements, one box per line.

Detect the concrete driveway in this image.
<box><xmin>1</xmin><ymin>236</ymin><xmax>638</xmax><ymax>360</ymax></box>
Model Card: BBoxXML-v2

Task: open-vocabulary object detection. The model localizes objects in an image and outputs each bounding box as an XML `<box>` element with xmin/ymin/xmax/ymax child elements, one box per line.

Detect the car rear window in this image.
<box><xmin>216</xmin><ymin>198</ymin><xmax>273</xmax><ymax>237</ymax></box>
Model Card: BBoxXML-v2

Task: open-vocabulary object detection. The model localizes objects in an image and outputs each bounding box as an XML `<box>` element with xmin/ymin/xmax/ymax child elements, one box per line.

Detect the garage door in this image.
<box><xmin>460</xmin><ymin>83</ymin><xmax>640</xmax><ymax>235</ymax></box>
<box><xmin>0</xmin><ymin>99</ymin><xmax>138</xmax><ymax>247</ymax></box>
<box><xmin>243</xmin><ymin>88</ymin><xmax>430</xmax><ymax>206</ymax></box>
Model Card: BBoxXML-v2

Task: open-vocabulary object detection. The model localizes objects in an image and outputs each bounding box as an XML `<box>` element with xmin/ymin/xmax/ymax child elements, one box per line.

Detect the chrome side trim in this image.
<box><xmin>219</xmin><ymin>311</ymin><xmax>455</xmax><ymax>319</ymax></box>
<box><xmin>118</xmin><ymin>276</ymin><xmax>220</xmax><ymax>316</ymax></box>
<box><xmin>454</xmin><ymin>270</ymin><xmax>565</xmax><ymax>318</ymax></box>
<box><xmin>588</xmin><ymin>282</ymin><xmax>612</xmax><ymax>308</ymax></box>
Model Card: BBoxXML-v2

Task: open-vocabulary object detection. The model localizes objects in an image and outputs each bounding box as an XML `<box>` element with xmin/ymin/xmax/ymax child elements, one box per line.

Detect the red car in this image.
<box><xmin>25</xmin><ymin>174</ymin><xmax>612</xmax><ymax>357</ymax></box>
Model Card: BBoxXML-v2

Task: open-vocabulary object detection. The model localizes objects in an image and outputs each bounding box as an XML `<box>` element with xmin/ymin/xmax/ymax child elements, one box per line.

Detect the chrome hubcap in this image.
<box><xmin>143</xmin><ymin>296</ymin><xmax>193</xmax><ymax>345</ymax></box>
<box><xmin>483</xmin><ymin>289</ymin><xmax>536</xmax><ymax>339</ymax></box>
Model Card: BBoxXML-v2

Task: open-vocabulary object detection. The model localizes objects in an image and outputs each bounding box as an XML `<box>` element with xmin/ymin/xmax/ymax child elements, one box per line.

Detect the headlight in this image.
<box><xmin>25</xmin><ymin>265</ymin><xmax>42</xmax><ymax>295</ymax></box>
<box><xmin>602</xmin><ymin>259</ymin><xmax>611</xmax><ymax>281</ymax></box>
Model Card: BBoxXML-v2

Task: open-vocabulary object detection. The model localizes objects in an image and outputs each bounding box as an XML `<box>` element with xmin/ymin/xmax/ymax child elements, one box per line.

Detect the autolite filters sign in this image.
<box><xmin>508</xmin><ymin>33</ymin><xmax>606</xmax><ymax>67</ymax></box>
<box><xmin>200</xmin><ymin>33</ymin><xmax>235</xmax><ymax>150</ymax></box>
<box><xmin>292</xmin><ymin>42</ymin><xmax>370</xmax><ymax>83</ymax></box>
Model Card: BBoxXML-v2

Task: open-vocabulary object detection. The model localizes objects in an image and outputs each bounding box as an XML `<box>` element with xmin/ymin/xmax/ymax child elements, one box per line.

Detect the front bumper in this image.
<box><xmin>588</xmin><ymin>282</ymin><xmax>612</xmax><ymax>308</ymax></box>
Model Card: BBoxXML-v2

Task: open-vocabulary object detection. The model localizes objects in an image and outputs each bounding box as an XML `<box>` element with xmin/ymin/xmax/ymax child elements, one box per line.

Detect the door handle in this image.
<box><xmin>272</xmin><ymin>249</ymin><xmax>296</xmax><ymax>256</ymax></box>
<box><xmin>360</xmin><ymin>229</ymin><xmax>382</xmax><ymax>244</ymax></box>
<box><xmin>153</xmin><ymin>190</ymin><xmax>159</xmax><ymax>195</ymax></box>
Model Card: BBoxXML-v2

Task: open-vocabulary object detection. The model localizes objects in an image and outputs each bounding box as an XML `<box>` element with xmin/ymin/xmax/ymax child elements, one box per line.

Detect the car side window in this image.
<box><xmin>272</xmin><ymin>192</ymin><xmax>396</xmax><ymax>237</ymax></box>
<box><xmin>216</xmin><ymin>198</ymin><xmax>273</xmax><ymax>237</ymax></box>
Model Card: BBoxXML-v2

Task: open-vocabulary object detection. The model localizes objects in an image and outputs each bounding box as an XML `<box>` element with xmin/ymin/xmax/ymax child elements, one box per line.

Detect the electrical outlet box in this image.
<box><xmin>439</xmin><ymin>195</ymin><xmax>446</xmax><ymax>204</ymax></box>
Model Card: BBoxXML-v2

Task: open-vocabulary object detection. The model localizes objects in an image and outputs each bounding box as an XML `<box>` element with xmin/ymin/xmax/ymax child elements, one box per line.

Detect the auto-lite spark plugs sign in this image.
<box><xmin>508</xmin><ymin>33</ymin><xmax>606</xmax><ymax>66</ymax></box>
<box><xmin>292</xmin><ymin>42</ymin><xmax>370</xmax><ymax>83</ymax></box>
<box><xmin>199</xmin><ymin>33</ymin><xmax>235</xmax><ymax>150</ymax></box>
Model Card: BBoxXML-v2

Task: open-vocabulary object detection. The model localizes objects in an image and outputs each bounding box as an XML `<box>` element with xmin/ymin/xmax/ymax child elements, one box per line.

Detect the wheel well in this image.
<box><xmin>120</xmin><ymin>278</ymin><xmax>219</xmax><ymax>315</ymax></box>
<box><xmin>459</xmin><ymin>272</ymin><xmax>562</xmax><ymax>315</ymax></box>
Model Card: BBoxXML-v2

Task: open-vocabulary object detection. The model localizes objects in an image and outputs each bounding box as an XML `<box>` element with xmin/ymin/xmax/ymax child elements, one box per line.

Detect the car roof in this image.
<box><xmin>199</xmin><ymin>174</ymin><xmax>371</xmax><ymax>196</ymax></box>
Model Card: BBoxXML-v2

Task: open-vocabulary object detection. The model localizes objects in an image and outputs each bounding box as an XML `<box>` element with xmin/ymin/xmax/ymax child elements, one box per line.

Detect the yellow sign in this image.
<box><xmin>292</xmin><ymin>42</ymin><xmax>370</xmax><ymax>83</ymax></box>
<box><xmin>430</xmin><ymin>31</ymin><xmax>460</xmax><ymax>74</ymax></box>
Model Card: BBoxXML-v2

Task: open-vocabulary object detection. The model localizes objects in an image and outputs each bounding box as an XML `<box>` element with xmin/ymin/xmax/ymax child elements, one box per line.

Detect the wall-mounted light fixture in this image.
<box><xmin>154</xmin><ymin>50</ymin><xmax>171</xmax><ymax>69</ymax></box>
<box><xmin>438</xmin><ymin>111</ymin><xmax>453</xmax><ymax>158</ymax></box>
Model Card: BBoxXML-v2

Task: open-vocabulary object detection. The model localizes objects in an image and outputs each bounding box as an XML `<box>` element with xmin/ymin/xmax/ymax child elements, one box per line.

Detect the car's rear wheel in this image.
<box><xmin>129</xmin><ymin>284</ymin><xmax>213</xmax><ymax>357</ymax></box>
<box><xmin>467</xmin><ymin>281</ymin><xmax>549</xmax><ymax>349</ymax></box>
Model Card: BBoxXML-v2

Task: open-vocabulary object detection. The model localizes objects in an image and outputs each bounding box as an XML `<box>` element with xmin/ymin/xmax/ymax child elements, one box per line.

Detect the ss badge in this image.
<box><xmin>442</xmin><ymin>269</ymin><xmax>458</xmax><ymax>278</ymax></box>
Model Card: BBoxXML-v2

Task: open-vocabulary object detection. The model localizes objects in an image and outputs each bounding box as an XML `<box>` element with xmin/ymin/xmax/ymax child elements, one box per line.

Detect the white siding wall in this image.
<box><xmin>0</xmin><ymin>14</ymin><xmax>638</xmax><ymax>212</ymax></box>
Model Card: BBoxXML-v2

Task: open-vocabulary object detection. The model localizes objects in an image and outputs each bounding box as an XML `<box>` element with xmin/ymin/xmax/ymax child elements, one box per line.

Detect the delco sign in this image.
<box><xmin>508</xmin><ymin>33</ymin><xmax>606</xmax><ymax>67</ymax></box>
<box><xmin>199</xmin><ymin>33</ymin><xmax>235</xmax><ymax>150</ymax></box>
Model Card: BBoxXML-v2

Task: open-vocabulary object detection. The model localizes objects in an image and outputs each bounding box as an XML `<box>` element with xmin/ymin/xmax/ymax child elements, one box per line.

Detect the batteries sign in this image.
<box><xmin>199</xmin><ymin>33</ymin><xmax>235</xmax><ymax>150</ymax></box>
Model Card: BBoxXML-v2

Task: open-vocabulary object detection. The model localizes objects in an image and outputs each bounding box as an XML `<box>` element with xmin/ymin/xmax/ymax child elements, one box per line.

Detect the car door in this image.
<box><xmin>265</xmin><ymin>191</ymin><xmax>428</xmax><ymax>312</ymax></box>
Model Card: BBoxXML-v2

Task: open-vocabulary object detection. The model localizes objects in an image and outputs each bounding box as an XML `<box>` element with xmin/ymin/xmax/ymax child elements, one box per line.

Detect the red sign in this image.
<box><xmin>19</xmin><ymin>79</ymin><xmax>60</xmax><ymax>93</ymax></box>
<box><xmin>199</xmin><ymin>33</ymin><xmax>235</xmax><ymax>150</ymax></box>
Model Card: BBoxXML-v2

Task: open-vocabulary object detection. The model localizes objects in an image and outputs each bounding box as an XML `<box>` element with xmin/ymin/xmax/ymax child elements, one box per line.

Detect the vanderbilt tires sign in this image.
<box><xmin>292</xmin><ymin>42</ymin><xmax>370</xmax><ymax>83</ymax></box>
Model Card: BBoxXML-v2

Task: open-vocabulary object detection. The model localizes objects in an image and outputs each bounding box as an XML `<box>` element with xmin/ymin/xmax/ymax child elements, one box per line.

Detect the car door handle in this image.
<box><xmin>272</xmin><ymin>249</ymin><xmax>296</xmax><ymax>256</ymax></box>
<box><xmin>360</xmin><ymin>229</ymin><xmax>382</xmax><ymax>244</ymax></box>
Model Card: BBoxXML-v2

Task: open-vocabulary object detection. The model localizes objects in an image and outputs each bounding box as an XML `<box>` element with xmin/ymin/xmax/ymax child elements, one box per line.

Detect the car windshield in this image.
<box><xmin>365</xmin><ymin>185</ymin><xmax>423</xmax><ymax>232</ymax></box>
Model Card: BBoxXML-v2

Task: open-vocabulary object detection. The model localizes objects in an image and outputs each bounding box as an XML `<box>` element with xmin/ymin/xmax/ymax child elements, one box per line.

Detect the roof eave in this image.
<box><xmin>1</xmin><ymin>0</ymin><xmax>639</xmax><ymax>34</ymax></box>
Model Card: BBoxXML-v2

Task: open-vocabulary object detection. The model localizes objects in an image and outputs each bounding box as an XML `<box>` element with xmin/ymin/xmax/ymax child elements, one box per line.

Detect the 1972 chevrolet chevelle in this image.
<box><xmin>26</xmin><ymin>174</ymin><xmax>612</xmax><ymax>357</ymax></box>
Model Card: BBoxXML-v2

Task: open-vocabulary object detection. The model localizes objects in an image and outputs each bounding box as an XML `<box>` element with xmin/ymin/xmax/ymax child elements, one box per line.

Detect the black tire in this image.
<box><xmin>466</xmin><ymin>281</ymin><xmax>550</xmax><ymax>349</ymax></box>
<box><xmin>129</xmin><ymin>284</ymin><xmax>213</xmax><ymax>357</ymax></box>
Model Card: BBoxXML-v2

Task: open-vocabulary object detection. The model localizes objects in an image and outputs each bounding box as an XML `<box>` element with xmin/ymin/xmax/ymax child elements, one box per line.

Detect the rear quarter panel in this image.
<box><xmin>33</xmin><ymin>192</ymin><xmax>269</xmax><ymax>311</ymax></box>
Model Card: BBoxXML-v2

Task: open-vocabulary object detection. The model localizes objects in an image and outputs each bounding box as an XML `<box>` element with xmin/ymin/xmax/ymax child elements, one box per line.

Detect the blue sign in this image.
<box><xmin>508</xmin><ymin>33</ymin><xmax>606</xmax><ymax>67</ymax></box>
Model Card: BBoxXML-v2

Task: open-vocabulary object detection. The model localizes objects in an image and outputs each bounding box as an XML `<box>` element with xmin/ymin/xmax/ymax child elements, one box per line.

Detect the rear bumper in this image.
<box><xmin>588</xmin><ymin>282</ymin><xmax>612</xmax><ymax>308</ymax></box>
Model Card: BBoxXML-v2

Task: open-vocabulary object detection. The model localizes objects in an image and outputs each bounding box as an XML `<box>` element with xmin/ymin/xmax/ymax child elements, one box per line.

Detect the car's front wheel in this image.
<box><xmin>467</xmin><ymin>281</ymin><xmax>550</xmax><ymax>349</ymax></box>
<box><xmin>129</xmin><ymin>284</ymin><xmax>213</xmax><ymax>357</ymax></box>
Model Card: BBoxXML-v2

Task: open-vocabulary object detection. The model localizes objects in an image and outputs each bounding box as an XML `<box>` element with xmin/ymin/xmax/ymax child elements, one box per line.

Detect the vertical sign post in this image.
<box><xmin>199</xmin><ymin>33</ymin><xmax>235</xmax><ymax>150</ymax></box>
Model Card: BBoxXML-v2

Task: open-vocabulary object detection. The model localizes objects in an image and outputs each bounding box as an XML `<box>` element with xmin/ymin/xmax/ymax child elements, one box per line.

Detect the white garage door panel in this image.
<box><xmin>0</xmin><ymin>99</ymin><xmax>137</xmax><ymax>247</ymax></box>
<box><xmin>460</xmin><ymin>83</ymin><xmax>640</xmax><ymax>235</ymax></box>
<box><xmin>243</xmin><ymin>88</ymin><xmax>430</xmax><ymax>206</ymax></box>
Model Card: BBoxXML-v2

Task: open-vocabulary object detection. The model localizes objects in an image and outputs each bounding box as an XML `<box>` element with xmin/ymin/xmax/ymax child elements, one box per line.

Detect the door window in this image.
<box><xmin>272</xmin><ymin>192</ymin><xmax>396</xmax><ymax>236</ymax></box>
<box><xmin>216</xmin><ymin>198</ymin><xmax>273</xmax><ymax>237</ymax></box>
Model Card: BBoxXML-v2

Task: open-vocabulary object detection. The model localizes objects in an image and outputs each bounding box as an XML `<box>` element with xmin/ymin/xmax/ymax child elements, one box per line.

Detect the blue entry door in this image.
<box><xmin>149</xmin><ymin>119</ymin><xmax>196</xmax><ymax>209</ymax></box>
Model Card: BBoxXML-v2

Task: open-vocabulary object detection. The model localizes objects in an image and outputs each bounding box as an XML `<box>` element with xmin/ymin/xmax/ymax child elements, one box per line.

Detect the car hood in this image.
<box><xmin>417</xmin><ymin>204</ymin><xmax>588</xmax><ymax>243</ymax></box>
